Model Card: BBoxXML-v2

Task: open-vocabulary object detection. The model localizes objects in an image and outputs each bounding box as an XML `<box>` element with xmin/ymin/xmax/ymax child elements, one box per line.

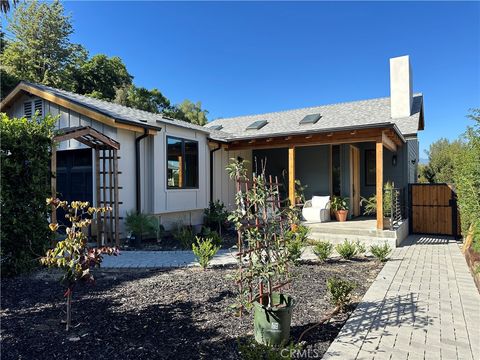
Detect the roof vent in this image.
<box><xmin>209</xmin><ymin>125</ymin><xmax>223</xmax><ymax>131</ymax></box>
<box><xmin>299</xmin><ymin>113</ymin><xmax>321</xmax><ymax>125</ymax></box>
<box><xmin>246</xmin><ymin>120</ymin><xmax>268</xmax><ymax>130</ymax></box>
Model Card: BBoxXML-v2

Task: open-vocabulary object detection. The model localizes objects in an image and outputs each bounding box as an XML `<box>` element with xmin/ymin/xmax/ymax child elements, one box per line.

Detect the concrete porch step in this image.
<box><xmin>307</xmin><ymin>224</ymin><xmax>397</xmax><ymax>238</ymax></box>
<box><xmin>307</xmin><ymin>232</ymin><xmax>397</xmax><ymax>249</ymax></box>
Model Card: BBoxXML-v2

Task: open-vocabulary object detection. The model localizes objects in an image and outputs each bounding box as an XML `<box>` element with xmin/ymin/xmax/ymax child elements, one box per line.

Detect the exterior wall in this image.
<box><xmin>296</xmin><ymin>145</ymin><xmax>330</xmax><ymax>199</ymax></box>
<box><xmin>6</xmin><ymin>95</ymin><xmax>213</xmax><ymax>233</ymax></box>
<box><xmin>406</xmin><ymin>137</ymin><xmax>419</xmax><ymax>184</ymax></box>
<box><xmin>212</xmin><ymin>147</ymin><xmax>252</xmax><ymax>210</ymax></box>
<box><xmin>151</xmin><ymin>124</ymin><xmax>211</xmax><ymax>229</ymax></box>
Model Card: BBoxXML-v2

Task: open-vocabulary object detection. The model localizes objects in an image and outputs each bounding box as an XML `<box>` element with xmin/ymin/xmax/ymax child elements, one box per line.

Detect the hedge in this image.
<box><xmin>1</xmin><ymin>113</ymin><xmax>56</xmax><ymax>275</ymax></box>
<box><xmin>453</xmin><ymin>109</ymin><xmax>480</xmax><ymax>252</ymax></box>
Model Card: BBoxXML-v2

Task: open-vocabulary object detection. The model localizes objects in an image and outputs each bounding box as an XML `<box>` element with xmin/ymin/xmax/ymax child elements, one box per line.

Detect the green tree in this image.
<box><xmin>423</xmin><ymin>138</ymin><xmax>464</xmax><ymax>183</ymax></box>
<box><xmin>453</xmin><ymin>109</ymin><xmax>480</xmax><ymax>237</ymax></box>
<box><xmin>114</xmin><ymin>85</ymin><xmax>171</xmax><ymax>113</ymax></box>
<box><xmin>74</xmin><ymin>54</ymin><xmax>133</xmax><ymax>100</ymax></box>
<box><xmin>167</xmin><ymin>99</ymin><xmax>209</xmax><ymax>125</ymax></box>
<box><xmin>1</xmin><ymin>0</ymin><xmax>87</xmax><ymax>90</ymax></box>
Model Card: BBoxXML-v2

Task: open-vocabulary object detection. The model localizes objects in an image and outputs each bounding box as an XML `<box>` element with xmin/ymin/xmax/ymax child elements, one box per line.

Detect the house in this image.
<box><xmin>0</xmin><ymin>55</ymin><xmax>423</xmax><ymax>246</ymax></box>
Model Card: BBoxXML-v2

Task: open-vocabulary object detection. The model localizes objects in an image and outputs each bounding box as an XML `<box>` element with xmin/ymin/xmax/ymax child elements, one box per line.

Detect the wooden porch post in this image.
<box><xmin>376</xmin><ymin>139</ymin><xmax>383</xmax><ymax>230</ymax></box>
<box><xmin>288</xmin><ymin>145</ymin><xmax>296</xmax><ymax>206</ymax></box>
<box><xmin>51</xmin><ymin>143</ymin><xmax>57</xmax><ymax>224</ymax></box>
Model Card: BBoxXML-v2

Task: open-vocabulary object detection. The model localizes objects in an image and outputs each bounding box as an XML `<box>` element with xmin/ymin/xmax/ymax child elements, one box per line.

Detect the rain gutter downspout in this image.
<box><xmin>135</xmin><ymin>129</ymin><xmax>149</xmax><ymax>213</ymax></box>
<box><xmin>209</xmin><ymin>142</ymin><xmax>222</xmax><ymax>203</ymax></box>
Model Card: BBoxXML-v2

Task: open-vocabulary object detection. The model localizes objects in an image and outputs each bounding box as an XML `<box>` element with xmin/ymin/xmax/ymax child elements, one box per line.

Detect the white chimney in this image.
<box><xmin>390</xmin><ymin>55</ymin><xmax>413</xmax><ymax>118</ymax></box>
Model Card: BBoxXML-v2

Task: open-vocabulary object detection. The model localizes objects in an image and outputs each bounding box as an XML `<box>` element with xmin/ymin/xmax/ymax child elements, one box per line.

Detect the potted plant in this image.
<box><xmin>331</xmin><ymin>196</ymin><xmax>349</xmax><ymax>222</ymax></box>
<box><xmin>360</xmin><ymin>181</ymin><xmax>394</xmax><ymax>229</ymax></box>
<box><xmin>227</xmin><ymin>158</ymin><xmax>296</xmax><ymax>346</ymax></box>
<box><xmin>124</xmin><ymin>211</ymin><xmax>158</xmax><ymax>248</ymax></box>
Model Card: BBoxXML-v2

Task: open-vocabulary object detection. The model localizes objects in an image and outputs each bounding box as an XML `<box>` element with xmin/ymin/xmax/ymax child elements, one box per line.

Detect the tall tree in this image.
<box><xmin>423</xmin><ymin>138</ymin><xmax>464</xmax><ymax>183</ymax></box>
<box><xmin>1</xmin><ymin>0</ymin><xmax>87</xmax><ymax>90</ymax></box>
<box><xmin>74</xmin><ymin>54</ymin><xmax>133</xmax><ymax>100</ymax></box>
<box><xmin>165</xmin><ymin>99</ymin><xmax>209</xmax><ymax>125</ymax></box>
<box><xmin>114</xmin><ymin>85</ymin><xmax>171</xmax><ymax>113</ymax></box>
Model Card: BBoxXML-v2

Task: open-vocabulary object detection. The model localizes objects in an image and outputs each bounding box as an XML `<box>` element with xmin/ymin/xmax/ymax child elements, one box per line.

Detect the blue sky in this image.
<box><xmin>23</xmin><ymin>2</ymin><xmax>480</xmax><ymax>154</ymax></box>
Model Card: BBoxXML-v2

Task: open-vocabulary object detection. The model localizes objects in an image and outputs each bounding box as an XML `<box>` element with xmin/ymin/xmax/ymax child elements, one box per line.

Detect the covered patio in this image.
<box><xmin>225</xmin><ymin>125</ymin><xmax>404</xmax><ymax>231</ymax></box>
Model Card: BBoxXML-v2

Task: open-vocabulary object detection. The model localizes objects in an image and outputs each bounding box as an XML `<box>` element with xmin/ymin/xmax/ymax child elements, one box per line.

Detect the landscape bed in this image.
<box><xmin>1</xmin><ymin>260</ymin><xmax>382</xmax><ymax>359</ymax></box>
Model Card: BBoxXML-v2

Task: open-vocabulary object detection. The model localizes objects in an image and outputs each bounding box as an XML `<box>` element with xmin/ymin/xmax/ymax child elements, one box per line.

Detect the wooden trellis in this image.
<box><xmin>51</xmin><ymin>126</ymin><xmax>121</xmax><ymax>247</ymax></box>
<box><xmin>233</xmin><ymin>167</ymin><xmax>291</xmax><ymax>315</ymax></box>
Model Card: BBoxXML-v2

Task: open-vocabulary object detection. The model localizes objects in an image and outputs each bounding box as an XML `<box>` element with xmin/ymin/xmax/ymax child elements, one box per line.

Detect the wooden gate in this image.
<box><xmin>409</xmin><ymin>183</ymin><xmax>460</xmax><ymax>237</ymax></box>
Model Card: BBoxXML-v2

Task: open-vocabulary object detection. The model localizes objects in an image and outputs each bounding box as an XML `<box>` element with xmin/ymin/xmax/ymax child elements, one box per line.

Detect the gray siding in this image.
<box><xmin>296</xmin><ymin>145</ymin><xmax>330</xmax><ymax>199</ymax></box>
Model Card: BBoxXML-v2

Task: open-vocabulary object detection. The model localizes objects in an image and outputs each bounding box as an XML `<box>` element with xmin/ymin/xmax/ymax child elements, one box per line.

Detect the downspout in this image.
<box><xmin>135</xmin><ymin>129</ymin><xmax>149</xmax><ymax>213</ymax></box>
<box><xmin>209</xmin><ymin>142</ymin><xmax>222</xmax><ymax>203</ymax></box>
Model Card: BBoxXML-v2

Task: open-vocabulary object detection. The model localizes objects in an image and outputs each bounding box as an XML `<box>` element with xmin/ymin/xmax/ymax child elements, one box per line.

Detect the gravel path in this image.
<box><xmin>1</xmin><ymin>260</ymin><xmax>382</xmax><ymax>359</ymax></box>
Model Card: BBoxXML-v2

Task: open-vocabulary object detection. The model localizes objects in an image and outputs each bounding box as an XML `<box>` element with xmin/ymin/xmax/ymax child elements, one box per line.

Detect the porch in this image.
<box><xmin>225</xmin><ymin>126</ymin><xmax>407</xmax><ymax>231</ymax></box>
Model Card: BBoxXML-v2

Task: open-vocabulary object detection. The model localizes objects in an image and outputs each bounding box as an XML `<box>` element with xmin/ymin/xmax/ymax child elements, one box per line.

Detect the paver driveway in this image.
<box><xmin>323</xmin><ymin>235</ymin><xmax>480</xmax><ymax>360</ymax></box>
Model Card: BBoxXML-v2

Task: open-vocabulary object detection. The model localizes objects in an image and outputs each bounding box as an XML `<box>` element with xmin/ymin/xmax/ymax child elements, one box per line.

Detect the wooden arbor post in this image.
<box><xmin>288</xmin><ymin>145</ymin><xmax>296</xmax><ymax>206</ymax></box>
<box><xmin>51</xmin><ymin>142</ymin><xmax>57</xmax><ymax>224</ymax></box>
<box><xmin>376</xmin><ymin>138</ymin><xmax>383</xmax><ymax>230</ymax></box>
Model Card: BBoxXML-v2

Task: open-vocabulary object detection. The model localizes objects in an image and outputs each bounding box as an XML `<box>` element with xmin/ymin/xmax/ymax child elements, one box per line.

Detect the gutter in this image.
<box><xmin>135</xmin><ymin>128</ymin><xmax>149</xmax><ymax>213</ymax></box>
<box><xmin>209</xmin><ymin>142</ymin><xmax>222</xmax><ymax>203</ymax></box>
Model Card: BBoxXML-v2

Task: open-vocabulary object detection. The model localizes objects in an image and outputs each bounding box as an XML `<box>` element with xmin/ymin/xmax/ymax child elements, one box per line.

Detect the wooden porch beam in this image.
<box><xmin>376</xmin><ymin>139</ymin><xmax>383</xmax><ymax>230</ymax></box>
<box><xmin>382</xmin><ymin>131</ymin><xmax>397</xmax><ymax>152</ymax></box>
<box><xmin>288</xmin><ymin>146</ymin><xmax>296</xmax><ymax>207</ymax></box>
<box><xmin>225</xmin><ymin>128</ymin><xmax>387</xmax><ymax>151</ymax></box>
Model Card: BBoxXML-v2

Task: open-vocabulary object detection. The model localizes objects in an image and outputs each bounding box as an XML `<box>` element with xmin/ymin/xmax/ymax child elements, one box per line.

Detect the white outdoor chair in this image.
<box><xmin>302</xmin><ymin>196</ymin><xmax>331</xmax><ymax>223</ymax></box>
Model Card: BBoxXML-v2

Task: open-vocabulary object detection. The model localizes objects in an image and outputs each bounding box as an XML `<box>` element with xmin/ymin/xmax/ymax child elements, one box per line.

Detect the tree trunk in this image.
<box><xmin>66</xmin><ymin>290</ymin><xmax>72</xmax><ymax>331</ymax></box>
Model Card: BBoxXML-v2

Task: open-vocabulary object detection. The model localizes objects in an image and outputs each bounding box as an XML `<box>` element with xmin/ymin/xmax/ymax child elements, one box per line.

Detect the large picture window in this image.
<box><xmin>167</xmin><ymin>136</ymin><xmax>199</xmax><ymax>189</ymax></box>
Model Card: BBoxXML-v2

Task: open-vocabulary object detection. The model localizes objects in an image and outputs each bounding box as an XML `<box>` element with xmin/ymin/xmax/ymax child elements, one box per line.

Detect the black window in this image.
<box><xmin>167</xmin><ymin>136</ymin><xmax>198</xmax><ymax>189</ymax></box>
<box><xmin>332</xmin><ymin>145</ymin><xmax>341</xmax><ymax>196</ymax></box>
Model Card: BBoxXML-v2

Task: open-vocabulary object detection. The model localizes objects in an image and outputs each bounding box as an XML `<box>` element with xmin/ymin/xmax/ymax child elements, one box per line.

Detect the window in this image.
<box><xmin>365</xmin><ymin>149</ymin><xmax>376</xmax><ymax>186</ymax></box>
<box><xmin>166</xmin><ymin>136</ymin><xmax>198</xmax><ymax>189</ymax></box>
<box><xmin>246</xmin><ymin>120</ymin><xmax>268</xmax><ymax>130</ymax></box>
<box><xmin>299</xmin><ymin>113</ymin><xmax>321</xmax><ymax>125</ymax></box>
<box><xmin>24</xmin><ymin>99</ymin><xmax>43</xmax><ymax>119</ymax></box>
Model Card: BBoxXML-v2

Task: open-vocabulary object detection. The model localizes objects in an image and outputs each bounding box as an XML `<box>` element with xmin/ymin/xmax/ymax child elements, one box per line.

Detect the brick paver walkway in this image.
<box><xmin>323</xmin><ymin>235</ymin><xmax>480</xmax><ymax>360</ymax></box>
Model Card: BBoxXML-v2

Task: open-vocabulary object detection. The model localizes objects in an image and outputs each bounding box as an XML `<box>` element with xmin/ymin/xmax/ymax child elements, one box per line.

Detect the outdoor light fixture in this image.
<box><xmin>392</xmin><ymin>155</ymin><xmax>397</xmax><ymax>167</ymax></box>
<box><xmin>411</xmin><ymin>159</ymin><xmax>417</xmax><ymax>165</ymax></box>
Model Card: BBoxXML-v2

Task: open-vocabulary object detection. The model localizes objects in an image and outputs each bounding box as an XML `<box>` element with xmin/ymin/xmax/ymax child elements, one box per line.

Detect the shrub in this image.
<box><xmin>204</xmin><ymin>200</ymin><xmax>229</xmax><ymax>236</ymax></box>
<box><xmin>200</xmin><ymin>226</ymin><xmax>222</xmax><ymax>247</ymax></box>
<box><xmin>124</xmin><ymin>211</ymin><xmax>158</xmax><ymax>246</ymax></box>
<box><xmin>327</xmin><ymin>277</ymin><xmax>356</xmax><ymax>310</ymax></box>
<box><xmin>285</xmin><ymin>231</ymin><xmax>304</xmax><ymax>266</ymax></box>
<box><xmin>370</xmin><ymin>242</ymin><xmax>392</xmax><ymax>262</ymax></box>
<box><xmin>173</xmin><ymin>224</ymin><xmax>195</xmax><ymax>249</ymax></box>
<box><xmin>41</xmin><ymin>199</ymin><xmax>118</xmax><ymax>330</ymax></box>
<box><xmin>192</xmin><ymin>236</ymin><xmax>220</xmax><ymax>270</ymax></box>
<box><xmin>313</xmin><ymin>241</ymin><xmax>333</xmax><ymax>262</ymax></box>
<box><xmin>335</xmin><ymin>239</ymin><xmax>358</xmax><ymax>260</ymax></box>
<box><xmin>285</xmin><ymin>225</ymin><xmax>310</xmax><ymax>265</ymax></box>
<box><xmin>355</xmin><ymin>240</ymin><xmax>366</xmax><ymax>256</ymax></box>
<box><xmin>1</xmin><ymin>114</ymin><xmax>56</xmax><ymax>276</ymax></box>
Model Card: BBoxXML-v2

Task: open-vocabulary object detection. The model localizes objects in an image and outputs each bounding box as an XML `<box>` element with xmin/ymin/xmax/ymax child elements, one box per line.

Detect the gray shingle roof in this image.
<box><xmin>21</xmin><ymin>81</ymin><xmax>211</xmax><ymax>134</ymax></box>
<box><xmin>205</xmin><ymin>94</ymin><xmax>424</xmax><ymax>141</ymax></box>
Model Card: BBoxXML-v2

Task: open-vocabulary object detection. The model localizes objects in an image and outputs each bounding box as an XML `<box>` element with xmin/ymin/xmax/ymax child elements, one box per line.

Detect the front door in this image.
<box><xmin>56</xmin><ymin>149</ymin><xmax>93</xmax><ymax>227</ymax></box>
<box><xmin>350</xmin><ymin>145</ymin><xmax>361</xmax><ymax>217</ymax></box>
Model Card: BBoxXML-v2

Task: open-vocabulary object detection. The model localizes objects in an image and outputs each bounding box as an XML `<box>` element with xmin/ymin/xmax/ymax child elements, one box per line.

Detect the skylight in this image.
<box><xmin>299</xmin><ymin>113</ymin><xmax>322</xmax><ymax>125</ymax></box>
<box><xmin>209</xmin><ymin>125</ymin><xmax>223</xmax><ymax>131</ymax></box>
<box><xmin>246</xmin><ymin>120</ymin><xmax>268</xmax><ymax>130</ymax></box>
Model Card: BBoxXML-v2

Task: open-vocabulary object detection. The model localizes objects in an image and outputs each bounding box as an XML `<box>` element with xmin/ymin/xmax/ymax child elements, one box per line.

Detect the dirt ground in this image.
<box><xmin>1</xmin><ymin>259</ymin><xmax>382</xmax><ymax>359</ymax></box>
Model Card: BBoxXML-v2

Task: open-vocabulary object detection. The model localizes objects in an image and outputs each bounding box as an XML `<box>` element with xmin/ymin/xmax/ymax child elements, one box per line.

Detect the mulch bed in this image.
<box><xmin>1</xmin><ymin>259</ymin><xmax>382</xmax><ymax>359</ymax></box>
